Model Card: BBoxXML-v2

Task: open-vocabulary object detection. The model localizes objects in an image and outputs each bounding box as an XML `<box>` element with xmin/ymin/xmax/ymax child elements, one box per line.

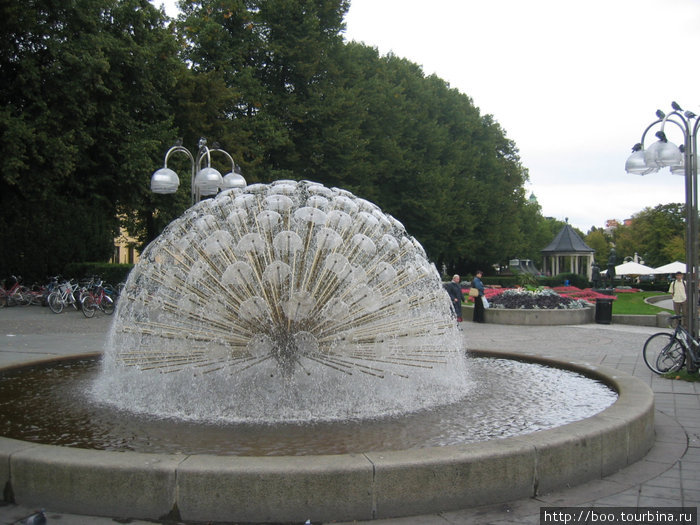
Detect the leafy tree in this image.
<box><xmin>0</xmin><ymin>0</ymin><xmax>556</xmax><ymax>283</ymax></box>
<box><xmin>305</xmin><ymin>44</ymin><xmax>530</xmax><ymax>272</ymax></box>
<box><xmin>512</xmin><ymin>214</ymin><xmax>568</xmax><ymax>272</ymax></box>
<box><xmin>176</xmin><ymin>0</ymin><xmax>350</xmax><ymax>180</ymax></box>
<box><xmin>662</xmin><ymin>235</ymin><xmax>685</xmax><ymax>262</ymax></box>
<box><xmin>173</xmin><ymin>2</ymin><xmax>532</xmax><ymax>272</ymax></box>
<box><xmin>0</xmin><ymin>0</ymin><xmax>182</xmax><ymax>280</ymax></box>
<box><xmin>613</xmin><ymin>203</ymin><xmax>685</xmax><ymax>267</ymax></box>
<box><xmin>585</xmin><ymin>227</ymin><xmax>612</xmax><ymax>267</ymax></box>
<box><xmin>320</xmin><ymin>48</ymin><xmax>483</xmax><ymax>263</ymax></box>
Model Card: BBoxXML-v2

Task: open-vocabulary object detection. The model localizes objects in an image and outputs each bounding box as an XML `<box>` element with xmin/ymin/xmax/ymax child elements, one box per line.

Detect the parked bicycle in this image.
<box><xmin>642</xmin><ymin>315</ymin><xmax>700</xmax><ymax>374</ymax></box>
<box><xmin>47</xmin><ymin>278</ymin><xmax>80</xmax><ymax>313</ymax></box>
<box><xmin>101</xmin><ymin>280</ymin><xmax>123</xmax><ymax>305</ymax></box>
<box><xmin>0</xmin><ymin>275</ymin><xmax>32</xmax><ymax>306</ymax></box>
<box><xmin>81</xmin><ymin>280</ymin><xmax>115</xmax><ymax>318</ymax></box>
<box><xmin>25</xmin><ymin>281</ymin><xmax>48</xmax><ymax>306</ymax></box>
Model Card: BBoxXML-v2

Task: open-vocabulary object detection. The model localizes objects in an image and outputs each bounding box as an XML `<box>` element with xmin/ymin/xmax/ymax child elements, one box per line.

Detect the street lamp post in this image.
<box><xmin>625</xmin><ymin>102</ymin><xmax>699</xmax><ymax>365</ymax></box>
<box><xmin>150</xmin><ymin>137</ymin><xmax>246</xmax><ymax>205</ymax></box>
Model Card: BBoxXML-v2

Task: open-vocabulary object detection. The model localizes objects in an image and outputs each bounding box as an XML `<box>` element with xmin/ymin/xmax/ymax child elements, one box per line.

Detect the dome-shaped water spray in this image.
<box><xmin>95</xmin><ymin>180</ymin><xmax>468</xmax><ymax>422</ymax></box>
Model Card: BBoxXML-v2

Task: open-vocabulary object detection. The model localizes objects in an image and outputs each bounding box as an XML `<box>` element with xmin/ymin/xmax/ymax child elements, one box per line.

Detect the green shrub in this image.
<box><xmin>636</xmin><ymin>281</ymin><xmax>670</xmax><ymax>292</ymax></box>
<box><xmin>515</xmin><ymin>271</ymin><xmax>539</xmax><ymax>287</ymax></box>
<box><xmin>63</xmin><ymin>262</ymin><xmax>133</xmax><ymax>284</ymax></box>
<box><xmin>479</xmin><ymin>275</ymin><xmax>518</xmax><ymax>288</ymax></box>
<box><xmin>539</xmin><ymin>273</ymin><xmax>589</xmax><ymax>289</ymax></box>
<box><xmin>474</xmin><ymin>273</ymin><xmax>592</xmax><ymax>289</ymax></box>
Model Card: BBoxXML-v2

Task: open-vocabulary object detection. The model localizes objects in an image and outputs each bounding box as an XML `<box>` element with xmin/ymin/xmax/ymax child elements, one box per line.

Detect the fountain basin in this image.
<box><xmin>0</xmin><ymin>349</ymin><xmax>654</xmax><ymax>523</ymax></box>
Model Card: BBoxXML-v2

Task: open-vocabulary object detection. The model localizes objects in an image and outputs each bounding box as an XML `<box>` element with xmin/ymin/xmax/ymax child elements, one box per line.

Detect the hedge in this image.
<box><xmin>63</xmin><ymin>262</ymin><xmax>134</xmax><ymax>285</ymax></box>
<box><xmin>538</xmin><ymin>272</ymin><xmax>590</xmax><ymax>289</ymax></box>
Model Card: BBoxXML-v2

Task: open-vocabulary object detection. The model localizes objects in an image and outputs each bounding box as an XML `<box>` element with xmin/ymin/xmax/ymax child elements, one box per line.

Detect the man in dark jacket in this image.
<box><xmin>445</xmin><ymin>274</ymin><xmax>464</xmax><ymax>322</ymax></box>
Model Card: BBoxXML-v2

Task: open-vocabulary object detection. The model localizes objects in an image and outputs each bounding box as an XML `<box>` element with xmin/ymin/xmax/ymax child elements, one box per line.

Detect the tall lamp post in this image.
<box><xmin>625</xmin><ymin>102</ymin><xmax>699</xmax><ymax>361</ymax></box>
<box><xmin>150</xmin><ymin>137</ymin><xmax>246</xmax><ymax>205</ymax></box>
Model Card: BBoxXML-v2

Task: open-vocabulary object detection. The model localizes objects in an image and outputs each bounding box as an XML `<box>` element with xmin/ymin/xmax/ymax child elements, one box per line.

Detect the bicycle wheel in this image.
<box><xmin>643</xmin><ymin>333</ymin><xmax>685</xmax><ymax>374</ymax></box>
<box><xmin>82</xmin><ymin>296</ymin><xmax>97</xmax><ymax>318</ymax></box>
<box><xmin>17</xmin><ymin>286</ymin><xmax>33</xmax><ymax>306</ymax></box>
<box><xmin>27</xmin><ymin>291</ymin><xmax>43</xmax><ymax>306</ymax></box>
<box><xmin>101</xmin><ymin>295</ymin><xmax>115</xmax><ymax>315</ymax></box>
<box><xmin>47</xmin><ymin>292</ymin><xmax>64</xmax><ymax>314</ymax></box>
<box><xmin>5</xmin><ymin>292</ymin><xmax>18</xmax><ymax>307</ymax></box>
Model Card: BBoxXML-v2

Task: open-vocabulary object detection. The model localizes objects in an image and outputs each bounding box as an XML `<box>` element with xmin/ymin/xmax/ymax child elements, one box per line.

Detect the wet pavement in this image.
<box><xmin>0</xmin><ymin>306</ymin><xmax>697</xmax><ymax>524</ymax></box>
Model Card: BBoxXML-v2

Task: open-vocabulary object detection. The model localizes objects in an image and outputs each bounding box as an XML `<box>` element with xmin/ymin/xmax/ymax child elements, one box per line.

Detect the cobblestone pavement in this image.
<box><xmin>0</xmin><ymin>307</ymin><xmax>697</xmax><ymax>524</ymax></box>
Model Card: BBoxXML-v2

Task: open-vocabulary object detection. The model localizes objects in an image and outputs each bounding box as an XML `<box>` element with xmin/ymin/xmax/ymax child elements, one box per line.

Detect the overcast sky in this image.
<box><xmin>158</xmin><ymin>0</ymin><xmax>700</xmax><ymax>231</ymax></box>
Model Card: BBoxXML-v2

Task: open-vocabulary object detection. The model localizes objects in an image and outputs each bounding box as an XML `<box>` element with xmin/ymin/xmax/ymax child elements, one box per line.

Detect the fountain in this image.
<box><xmin>0</xmin><ymin>181</ymin><xmax>655</xmax><ymax>523</ymax></box>
<box><xmin>93</xmin><ymin>179</ymin><xmax>469</xmax><ymax>423</ymax></box>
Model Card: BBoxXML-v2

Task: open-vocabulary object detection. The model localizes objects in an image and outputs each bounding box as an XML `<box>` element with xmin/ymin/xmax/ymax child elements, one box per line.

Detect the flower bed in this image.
<box><xmin>488</xmin><ymin>288</ymin><xmax>589</xmax><ymax>310</ymax></box>
<box><xmin>552</xmin><ymin>286</ymin><xmax>618</xmax><ymax>304</ymax></box>
<box><xmin>466</xmin><ymin>285</ymin><xmax>632</xmax><ymax>309</ymax></box>
<box><xmin>462</xmin><ymin>285</ymin><xmax>644</xmax><ymax>325</ymax></box>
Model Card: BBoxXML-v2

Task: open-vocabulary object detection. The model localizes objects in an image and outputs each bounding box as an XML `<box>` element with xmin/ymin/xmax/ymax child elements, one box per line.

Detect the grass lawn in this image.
<box><xmin>663</xmin><ymin>369</ymin><xmax>700</xmax><ymax>382</ymax></box>
<box><xmin>611</xmin><ymin>291</ymin><xmax>671</xmax><ymax>315</ymax></box>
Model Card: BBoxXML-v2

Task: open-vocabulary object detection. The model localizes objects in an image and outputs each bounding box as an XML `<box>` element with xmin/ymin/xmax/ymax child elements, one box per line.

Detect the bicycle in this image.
<box><xmin>642</xmin><ymin>315</ymin><xmax>700</xmax><ymax>374</ymax></box>
<box><xmin>25</xmin><ymin>281</ymin><xmax>49</xmax><ymax>306</ymax></box>
<box><xmin>47</xmin><ymin>278</ymin><xmax>80</xmax><ymax>314</ymax></box>
<box><xmin>81</xmin><ymin>280</ymin><xmax>115</xmax><ymax>318</ymax></box>
<box><xmin>0</xmin><ymin>275</ymin><xmax>32</xmax><ymax>306</ymax></box>
<box><xmin>101</xmin><ymin>280</ymin><xmax>123</xmax><ymax>305</ymax></box>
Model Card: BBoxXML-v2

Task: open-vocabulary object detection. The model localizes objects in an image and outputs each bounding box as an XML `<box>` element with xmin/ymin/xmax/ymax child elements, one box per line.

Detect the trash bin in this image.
<box><xmin>595</xmin><ymin>298</ymin><xmax>614</xmax><ymax>324</ymax></box>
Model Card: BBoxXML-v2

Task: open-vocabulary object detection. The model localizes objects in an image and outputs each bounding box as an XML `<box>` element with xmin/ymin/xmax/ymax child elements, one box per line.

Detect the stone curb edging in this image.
<box><xmin>645</xmin><ymin>294</ymin><xmax>671</xmax><ymax>305</ymax></box>
<box><xmin>483</xmin><ymin>306</ymin><xmax>594</xmax><ymax>325</ymax></box>
<box><xmin>463</xmin><ymin>303</ymin><xmax>672</xmax><ymax>327</ymax></box>
<box><xmin>612</xmin><ymin>312</ymin><xmax>672</xmax><ymax>328</ymax></box>
<box><xmin>0</xmin><ymin>351</ymin><xmax>654</xmax><ymax>523</ymax></box>
<box><xmin>462</xmin><ymin>304</ymin><xmax>594</xmax><ymax>325</ymax></box>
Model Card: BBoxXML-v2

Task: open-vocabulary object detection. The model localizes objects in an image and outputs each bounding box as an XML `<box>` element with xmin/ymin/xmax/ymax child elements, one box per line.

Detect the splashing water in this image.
<box><xmin>93</xmin><ymin>180</ymin><xmax>468</xmax><ymax>423</ymax></box>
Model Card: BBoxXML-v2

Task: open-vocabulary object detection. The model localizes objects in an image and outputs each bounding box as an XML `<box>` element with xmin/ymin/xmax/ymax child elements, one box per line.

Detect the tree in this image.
<box><xmin>0</xmin><ymin>0</ymin><xmax>182</xmax><ymax>279</ymax></box>
<box><xmin>175</xmin><ymin>2</ymin><xmax>532</xmax><ymax>271</ymax></box>
<box><xmin>585</xmin><ymin>228</ymin><xmax>612</xmax><ymax>267</ymax></box>
<box><xmin>0</xmin><ymin>0</ymin><xmax>547</xmax><ymax>281</ymax></box>
<box><xmin>662</xmin><ymin>235</ymin><xmax>685</xmax><ymax>263</ymax></box>
<box><xmin>613</xmin><ymin>203</ymin><xmax>685</xmax><ymax>267</ymax></box>
<box><xmin>319</xmin><ymin>48</ymin><xmax>483</xmax><ymax>263</ymax></box>
<box><xmin>177</xmin><ymin>0</ymin><xmax>350</xmax><ymax>180</ymax></box>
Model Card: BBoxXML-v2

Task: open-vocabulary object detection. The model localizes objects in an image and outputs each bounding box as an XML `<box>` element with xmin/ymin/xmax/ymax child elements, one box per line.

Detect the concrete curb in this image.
<box><xmin>611</xmin><ymin>312</ymin><xmax>671</xmax><ymax>327</ymax></box>
<box><xmin>463</xmin><ymin>304</ymin><xmax>672</xmax><ymax>328</ymax></box>
<box><xmin>0</xmin><ymin>350</ymin><xmax>655</xmax><ymax>523</ymax></box>
<box><xmin>483</xmin><ymin>306</ymin><xmax>594</xmax><ymax>325</ymax></box>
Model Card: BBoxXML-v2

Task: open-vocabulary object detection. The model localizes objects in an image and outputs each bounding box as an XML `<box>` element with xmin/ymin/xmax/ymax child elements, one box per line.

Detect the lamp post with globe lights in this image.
<box><xmin>625</xmin><ymin>102</ymin><xmax>699</xmax><ymax>358</ymax></box>
<box><xmin>150</xmin><ymin>137</ymin><xmax>246</xmax><ymax>206</ymax></box>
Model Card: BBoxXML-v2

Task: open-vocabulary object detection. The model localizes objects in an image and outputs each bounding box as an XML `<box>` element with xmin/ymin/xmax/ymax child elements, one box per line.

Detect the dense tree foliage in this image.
<box><xmin>174</xmin><ymin>0</ymin><xmax>532</xmax><ymax>273</ymax></box>
<box><xmin>3</xmin><ymin>0</ymin><xmax>682</xmax><ymax>282</ymax></box>
<box><xmin>584</xmin><ymin>228</ymin><xmax>610</xmax><ymax>266</ymax></box>
<box><xmin>584</xmin><ymin>203</ymin><xmax>688</xmax><ymax>269</ymax></box>
<box><xmin>612</xmin><ymin>203</ymin><xmax>686</xmax><ymax>267</ymax></box>
<box><xmin>0</xmin><ymin>0</ymin><xmax>182</xmax><ymax>280</ymax></box>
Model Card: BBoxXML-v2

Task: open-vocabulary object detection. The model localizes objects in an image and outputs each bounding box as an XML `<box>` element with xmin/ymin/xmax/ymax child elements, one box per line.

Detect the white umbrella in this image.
<box><xmin>652</xmin><ymin>261</ymin><xmax>686</xmax><ymax>274</ymax></box>
<box><xmin>614</xmin><ymin>261</ymin><xmax>655</xmax><ymax>276</ymax></box>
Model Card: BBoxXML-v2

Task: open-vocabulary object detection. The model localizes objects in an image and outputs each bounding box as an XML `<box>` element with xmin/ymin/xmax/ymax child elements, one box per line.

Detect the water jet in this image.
<box><xmin>96</xmin><ymin>180</ymin><xmax>469</xmax><ymax>423</ymax></box>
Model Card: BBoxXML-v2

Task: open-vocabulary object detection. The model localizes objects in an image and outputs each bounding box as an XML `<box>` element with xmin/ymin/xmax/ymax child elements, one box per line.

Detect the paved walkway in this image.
<box><xmin>0</xmin><ymin>307</ymin><xmax>698</xmax><ymax>524</ymax></box>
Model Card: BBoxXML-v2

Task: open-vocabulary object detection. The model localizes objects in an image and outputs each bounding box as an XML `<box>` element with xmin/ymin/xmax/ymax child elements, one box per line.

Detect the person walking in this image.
<box><xmin>445</xmin><ymin>274</ymin><xmax>464</xmax><ymax>322</ymax></box>
<box><xmin>669</xmin><ymin>271</ymin><xmax>687</xmax><ymax>326</ymax></box>
<box><xmin>472</xmin><ymin>270</ymin><xmax>485</xmax><ymax>323</ymax></box>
